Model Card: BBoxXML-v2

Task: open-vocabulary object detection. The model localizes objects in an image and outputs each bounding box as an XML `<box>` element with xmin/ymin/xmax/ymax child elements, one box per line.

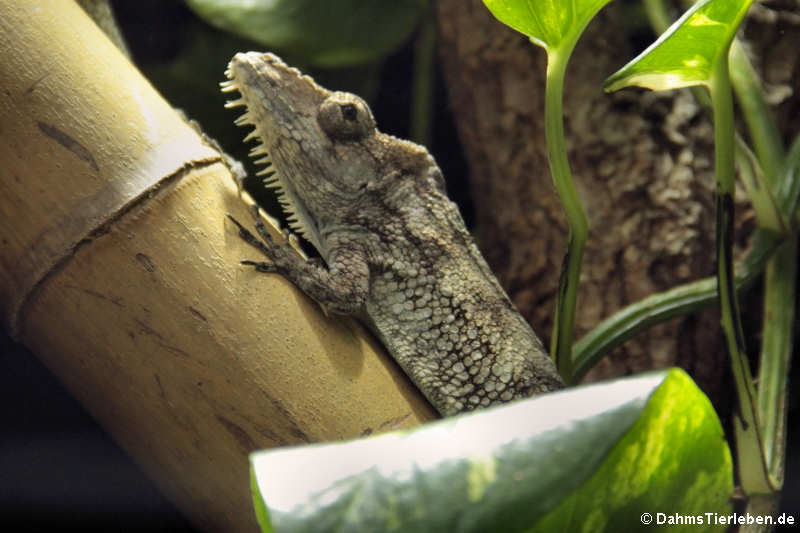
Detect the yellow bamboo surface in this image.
<box><xmin>0</xmin><ymin>2</ymin><xmax>436</xmax><ymax>531</ymax></box>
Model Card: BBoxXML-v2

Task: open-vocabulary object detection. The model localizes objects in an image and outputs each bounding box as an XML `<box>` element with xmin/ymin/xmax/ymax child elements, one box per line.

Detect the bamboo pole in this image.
<box><xmin>0</xmin><ymin>2</ymin><xmax>436</xmax><ymax>531</ymax></box>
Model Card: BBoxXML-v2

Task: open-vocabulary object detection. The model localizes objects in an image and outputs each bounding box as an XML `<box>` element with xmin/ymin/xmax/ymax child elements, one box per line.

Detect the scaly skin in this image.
<box><xmin>223</xmin><ymin>52</ymin><xmax>563</xmax><ymax>416</ymax></box>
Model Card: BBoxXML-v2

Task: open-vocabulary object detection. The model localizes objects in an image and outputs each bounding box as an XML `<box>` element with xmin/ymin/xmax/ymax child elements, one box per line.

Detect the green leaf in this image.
<box><xmin>530</xmin><ymin>369</ymin><xmax>733</xmax><ymax>532</ymax></box>
<box><xmin>604</xmin><ymin>0</ymin><xmax>755</xmax><ymax>92</ymax></box>
<box><xmin>185</xmin><ymin>0</ymin><xmax>426</xmax><ymax>67</ymax></box>
<box><xmin>482</xmin><ymin>0</ymin><xmax>613</xmax><ymax>52</ymax></box>
<box><xmin>250</xmin><ymin>369</ymin><xmax>732</xmax><ymax>532</ymax></box>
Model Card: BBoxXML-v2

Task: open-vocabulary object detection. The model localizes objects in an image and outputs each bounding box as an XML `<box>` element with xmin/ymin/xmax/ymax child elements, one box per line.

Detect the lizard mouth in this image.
<box><xmin>220</xmin><ymin>59</ymin><xmax>322</xmax><ymax>252</ymax></box>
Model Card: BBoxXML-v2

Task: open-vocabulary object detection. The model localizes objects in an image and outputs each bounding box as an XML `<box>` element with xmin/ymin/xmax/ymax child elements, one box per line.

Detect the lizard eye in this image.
<box><xmin>340</xmin><ymin>104</ymin><xmax>358</xmax><ymax>121</ymax></box>
<box><xmin>318</xmin><ymin>92</ymin><xmax>375</xmax><ymax>141</ymax></box>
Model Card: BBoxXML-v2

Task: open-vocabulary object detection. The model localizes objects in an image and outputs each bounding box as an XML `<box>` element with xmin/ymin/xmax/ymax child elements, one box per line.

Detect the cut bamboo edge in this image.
<box><xmin>0</xmin><ymin>2</ymin><xmax>436</xmax><ymax>532</ymax></box>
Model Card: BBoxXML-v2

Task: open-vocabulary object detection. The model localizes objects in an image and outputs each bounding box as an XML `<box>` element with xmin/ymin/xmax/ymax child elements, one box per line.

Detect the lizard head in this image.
<box><xmin>222</xmin><ymin>52</ymin><xmax>435</xmax><ymax>255</ymax></box>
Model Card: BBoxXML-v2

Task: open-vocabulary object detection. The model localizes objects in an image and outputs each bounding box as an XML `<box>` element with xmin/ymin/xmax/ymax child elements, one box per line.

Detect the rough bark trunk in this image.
<box><xmin>436</xmin><ymin>0</ymin><xmax>799</xmax><ymax>406</ymax></box>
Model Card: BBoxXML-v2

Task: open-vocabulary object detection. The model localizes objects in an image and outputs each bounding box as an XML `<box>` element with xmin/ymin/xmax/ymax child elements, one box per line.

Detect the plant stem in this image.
<box><xmin>410</xmin><ymin>10</ymin><xmax>436</xmax><ymax>147</ymax></box>
<box><xmin>545</xmin><ymin>45</ymin><xmax>588</xmax><ymax>382</ymax></box>
<box><xmin>758</xmin><ymin>238</ymin><xmax>796</xmax><ymax>486</ymax></box>
<box><xmin>734</xmin><ymin>136</ymin><xmax>785</xmax><ymax>233</ymax></box>
<box><xmin>729</xmin><ymin>42</ymin><xmax>784</xmax><ymax>187</ymax></box>
<box><xmin>710</xmin><ymin>60</ymin><xmax>771</xmax><ymax>495</ymax></box>
<box><xmin>755</xmin><ymin>134</ymin><xmax>800</xmax><ymax>488</ymax></box>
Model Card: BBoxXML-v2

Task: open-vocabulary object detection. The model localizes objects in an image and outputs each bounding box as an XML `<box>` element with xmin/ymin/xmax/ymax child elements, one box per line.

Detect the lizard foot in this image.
<box><xmin>227</xmin><ymin>211</ymin><xmax>298</xmax><ymax>273</ymax></box>
<box><xmin>226</xmin><ymin>211</ymin><xmax>280</xmax><ymax>269</ymax></box>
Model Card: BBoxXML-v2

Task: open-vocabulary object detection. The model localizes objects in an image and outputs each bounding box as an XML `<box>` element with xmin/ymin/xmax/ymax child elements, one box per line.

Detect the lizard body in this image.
<box><xmin>222</xmin><ymin>52</ymin><xmax>563</xmax><ymax>416</ymax></box>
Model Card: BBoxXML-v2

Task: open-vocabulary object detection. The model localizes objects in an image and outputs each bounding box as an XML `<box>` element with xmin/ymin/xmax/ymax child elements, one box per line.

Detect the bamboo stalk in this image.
<box><xmin>0</xmin><ymin>2</ymin><xmax>436</xmax><ymax>531</ymax></box>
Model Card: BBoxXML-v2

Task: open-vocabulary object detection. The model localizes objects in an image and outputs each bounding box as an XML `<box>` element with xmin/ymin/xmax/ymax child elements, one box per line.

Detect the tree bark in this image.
<box><xmin>0</xmin><ymin>2</ymin><xmax>435</xmax><ymax>531</ymax></box>
<box><xmin>436</xmin><ymin>0</ymin><xmax>799</xmax><ymax>405</ymax></box>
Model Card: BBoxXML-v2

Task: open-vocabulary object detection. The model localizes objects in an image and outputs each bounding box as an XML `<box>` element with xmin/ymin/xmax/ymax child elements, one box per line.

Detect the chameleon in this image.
<box><xmin>221</xmin><ymin>52</ymin><xmax>563</xmax><ymax>416</ymax></box>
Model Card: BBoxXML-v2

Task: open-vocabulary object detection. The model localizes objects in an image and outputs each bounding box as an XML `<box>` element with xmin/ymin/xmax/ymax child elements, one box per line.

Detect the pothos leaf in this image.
<box><xmin>604</xmin><ymin>0</ymin><xmax>755</xmax><ymax>92</ymax></box>
<box><xmin>250</xmin><ymin>369</ymin><xmax>732</xmax><ymax>532</ymax></box>
<box><xmin>482</xmin><ymin>0</ymin><xmax>614</xmax><ymax>52</ymax></box>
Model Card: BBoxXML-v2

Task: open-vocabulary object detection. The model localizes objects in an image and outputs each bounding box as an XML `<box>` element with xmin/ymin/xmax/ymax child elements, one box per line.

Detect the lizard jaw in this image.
<box><xmin>221</xmin><ymin>57</ymin><xmax>322</xmax><ymax>252</ymax></box>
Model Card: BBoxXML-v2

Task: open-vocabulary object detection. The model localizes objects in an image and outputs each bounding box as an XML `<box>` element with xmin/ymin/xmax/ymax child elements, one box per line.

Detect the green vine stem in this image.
<box><xmin>711</xmin><ymin>55</ymin><xmax>771</xmax><ymax>495</ymax></box>
<box><xmin>758</xmin><ymin>239</ymin><xmax>796</xmax><ymax>485</ymax></box>
<box><xmin>480</xmin><ymin>0</ymin><xmax>609</xmax><ymax>383</ymax></box>
<box><xmin>710</xmin><ymin>59</ymin><xmax>750</xmax><ymax>408</ymax></box>
<box><xmin>729</xmin><ymin>43</ymin><xmax>784</xmax><ymax>185</ymax></box>
<box><xmin>735</xmin><ymin>136</ymin><xmax>785</xmax><ymax>233</ymax></box>
<box><xmin>545</xmin><ymin>45</ymin><xmax>589</xmax><ymax>382</ymax></box>
<box><xmin>756</xmin><ymin>136</ymin><xmax>800</xmax><ymax>487</ymax></box>
<box><xmin>410</xmin><ymin>9</ymin><xmax>436</xmax><ymax>147</ymax></box>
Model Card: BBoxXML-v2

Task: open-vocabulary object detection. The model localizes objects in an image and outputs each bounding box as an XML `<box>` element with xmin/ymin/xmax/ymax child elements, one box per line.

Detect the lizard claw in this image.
<box><xmin>241</xmin><ymin>259</ymin><xmax>277</xmax><ymax>273</ymax></box>
<box><xmin>226</xmin><ymin>213</ymin><xmax>249</xmax><ymax>236</ymax></box>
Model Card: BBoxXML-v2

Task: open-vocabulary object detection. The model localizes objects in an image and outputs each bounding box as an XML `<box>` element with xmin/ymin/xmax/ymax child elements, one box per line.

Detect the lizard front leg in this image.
<box><xmin>227</xmin><ymin>211</ymin><xmax>369</xmax><ymax>315</ymax></box>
